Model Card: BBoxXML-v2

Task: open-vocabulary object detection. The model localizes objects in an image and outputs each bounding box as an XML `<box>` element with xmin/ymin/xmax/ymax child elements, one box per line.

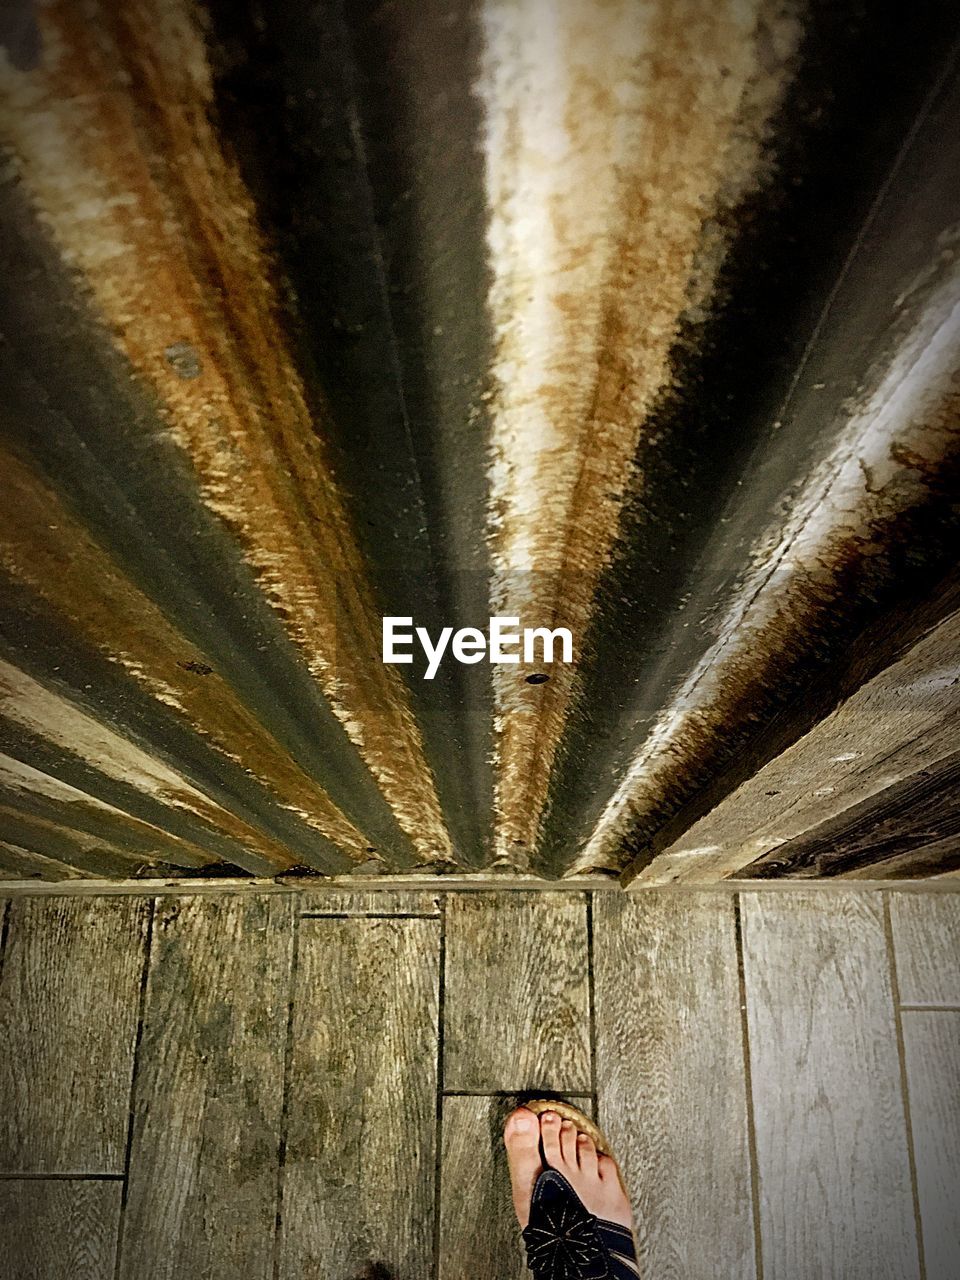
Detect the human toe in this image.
<box><xmin>559</xmin><ymin>1118</ymin><xmax>579</xmax><ymax>1167</ymax></box>
<box><xmin>576</xmin><ymin>1130</ymin><xmax>599</xmax><ymax>1176</ymax></box>
<box><xmin>539</xmin><ymin>1109</ymin><xmax>563</xmax><ymax>1168</ymax></box>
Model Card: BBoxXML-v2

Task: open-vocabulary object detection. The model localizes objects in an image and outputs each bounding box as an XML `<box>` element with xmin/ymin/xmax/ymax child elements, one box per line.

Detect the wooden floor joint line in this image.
<box><xmin>299</xmin><ymin>912</ymin><xmax>441</xmax><ymax>920</ymax></box>
<box><xmin>272</xmin><ymin>910</ymin><xmax>300</xmax><ymax>1280</ymax></box>
<box><xmin>112</xmin><ymin>897</ymin><xmax>155</xmax><ymax>1280</ymax></box>
<box><xmin>734</xmin><ymin>895</ymin><xmax>764</xmax><ymax>1280</ymax></box>
<box><xmin>586</xmin><ymin>893</ymin><xmax>598</xmax><ymax>1114</ymax></box>
<box><xmin>432</xmin><ymin>897</ymin><xmax>447</xmax><ymax>1280</ymax></box>
<box><xmin>0</xmin><ymin>1171</ymin><xmax>126</xmax><ymax>1181</ymax></box>
<box><xmin>0</xmin><ymin>899</ymin><xmax>10</xmax><ymax>987</ymax></box>
<box><xmin>883</xmin><ymin>897</ymin><xmax>928</xmax><ymax>1280</ymax></box>
<box><xmin>440</xmin><ymin>1090</ymin><xmax>594</xmax><ymax>1099</ymax></box>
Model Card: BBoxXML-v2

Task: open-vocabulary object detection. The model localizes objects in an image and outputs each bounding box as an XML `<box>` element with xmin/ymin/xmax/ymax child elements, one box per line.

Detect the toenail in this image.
<box><xmin>561</xmin><ymin>1119</ymin><xmax>573</xmax><ymax>1129</ymax></box>
<box><xmin>511</xmin><ymin>1112</ymin><xmax>533</xmax><ymax>1132</ymax></box>
<box><xmin>543</xmin><ymin>1111</ymin><xmax>558</xmax><ymax>1122</ymax></box>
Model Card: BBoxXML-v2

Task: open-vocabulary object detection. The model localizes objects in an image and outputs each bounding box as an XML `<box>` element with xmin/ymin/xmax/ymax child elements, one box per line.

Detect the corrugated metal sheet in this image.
<box><xmin>0</xmin><ymin>0</ymin><xmax>958</xmax><ymax>882</ymax></box>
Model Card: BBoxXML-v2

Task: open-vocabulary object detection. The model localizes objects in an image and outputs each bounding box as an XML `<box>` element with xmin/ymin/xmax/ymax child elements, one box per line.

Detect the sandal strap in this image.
<box><xmin>596</xmin><ymin>1221</ymin><xmax>641</xmax><ymax>1279</ymax></box>
<box><xmin>521</xmin><ymin>1170</ymin><xmax>639</xmax><ymax>1280</ymax></box>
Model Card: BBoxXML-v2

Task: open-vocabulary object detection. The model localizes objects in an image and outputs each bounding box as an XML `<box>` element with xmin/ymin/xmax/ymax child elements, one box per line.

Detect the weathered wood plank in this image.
<box><xmin>891</xmin><ymin>892</ymin><xmax>960</xmax><ymax>1005</ymax></box>
<box><xmin>742</xmin><ymin>891</ymin><xmax>919</xmax><ymax>1278</ymax></box>
<box><xmin>742</xmin><ymin>752</ymin><xmax>960</xmax><ymax>880</ymax></box>
<box><xmin>902</xmin><ymin>1011</ymin><xmax>960</xmax><ymax>1279</ymax></box>
<box><xmin>438</xmin><ymin>1095</ymin><xmax>595</xmax><ymax>1280</ymax></box>
<box><xmin>0</xmin><ymin>896</ymin><xmax>149</xmax><ymax>1172</ymax></box>
<box><xmin>299</xmin><ymin>888</ymin><xmax>441</xmax><ymax>915</ymax></box>
<box><xmin>842</xmin><ymin>835</ymin><xmax>960</xmax><ymax>881</ymax></box>
<box><xmin>279</xmin><ymin>917</ymin><xmax>439</xmax><ymax>1279</ymax></box>
<box><xmin>631</xmin><ymin>606</ymin><xmax>960</xmax><ymax>885</ymax></box>
<box><xmin>0</xmin><ymin>1179</ymin><xmax>122</xmax><ymax>1280</ymax></box>
<box><xmin>444</xmin><ymin>892</ymin><xmax>590</xmax><ymax>1092</ymax></box>
<box><xmin>594</xmin><ymin>892</ymin><xmax>756</xmax><ymax>1279</ymax></box>
<box><xmin>119</xmin><ymin>896</ymin><xmax>293</xmax><ymax>1280</ymax></box>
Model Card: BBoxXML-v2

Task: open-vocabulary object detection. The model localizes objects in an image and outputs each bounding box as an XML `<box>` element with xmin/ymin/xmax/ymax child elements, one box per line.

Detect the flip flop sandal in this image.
<box><xmin>518</xmin><ymin>1101</ymin><xmax>640</xmax><ymax>1280</ymax></box>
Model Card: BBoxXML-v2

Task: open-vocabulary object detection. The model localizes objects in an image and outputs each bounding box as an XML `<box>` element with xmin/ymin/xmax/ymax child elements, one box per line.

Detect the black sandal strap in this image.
<box><xmin>522</xmin><ymin>1171</ymin><xmax>610</xmax><ymax>1279</ymax></box>
<box><xmin>521</xmin><ymin>1170</ymin><xmax>639</xmax><ymax>1280</ymax></box>
<box><xmin>595</xmin><ymin>1221</ymin><xmax>641</xmax><ymax>1279</ymax></box>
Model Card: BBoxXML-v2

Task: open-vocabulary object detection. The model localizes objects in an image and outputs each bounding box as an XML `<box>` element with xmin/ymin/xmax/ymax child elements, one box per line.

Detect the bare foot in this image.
<box><xmin>503</xmin><ymin>1107</ymin><xmax>543</xmax><ymax>1228</ymax></box>
<box><xmin>503</xmin><ymin>1107</ymin><xmax>633</xmax><ymax>1232</ymax></box>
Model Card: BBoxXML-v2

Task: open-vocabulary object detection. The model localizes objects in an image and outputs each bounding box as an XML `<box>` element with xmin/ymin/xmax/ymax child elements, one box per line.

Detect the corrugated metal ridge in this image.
<box><xmin>0</xmin><ymin>0</ymin><xmax>957</xmax><ymax>882</ymax></box>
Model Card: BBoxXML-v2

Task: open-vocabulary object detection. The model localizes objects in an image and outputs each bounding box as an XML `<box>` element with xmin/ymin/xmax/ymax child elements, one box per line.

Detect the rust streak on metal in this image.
<box><xmin>478</xmin><ymin>0</ymin><xmax>799</xmax><ymax>864</ymax></box>
<box><xmin>0</xmin><ymin>0</ymin><xmax>451</xmax><ymax>863</ymax></box>
<box><xmin>0</xmin><ymin>449</ymin><xmax>384</xmax><ymax>863</ymax></box>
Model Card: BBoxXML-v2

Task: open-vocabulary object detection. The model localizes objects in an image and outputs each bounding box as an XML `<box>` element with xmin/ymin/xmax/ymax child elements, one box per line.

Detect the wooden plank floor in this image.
<box><xmin>0</xmin><ymin>888</ymin><xmax>957</xmax><ymax>1280</ymax></box>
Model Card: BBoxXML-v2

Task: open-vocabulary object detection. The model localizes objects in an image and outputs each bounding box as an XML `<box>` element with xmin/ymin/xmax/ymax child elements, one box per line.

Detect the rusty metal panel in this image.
<box><xmin>0</xmin><ymin>0</ymin><xmax>958</xmax><ymax>881</ymax></box>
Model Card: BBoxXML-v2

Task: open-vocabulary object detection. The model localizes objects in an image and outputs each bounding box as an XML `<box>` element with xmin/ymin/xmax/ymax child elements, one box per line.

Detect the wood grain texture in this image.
<box><xmin>0</xmin><ymin>1179</ymin><xmax>122</xmax><ymax>1280</ymax></box>
<box><xmin>0</xmin><ymin>896</ymin><xmax>149</xmax><ymax>1172</ymax></box>
<box><xmin>902</xmin><ymin>1011</ymin><xmax>960</xmax><ymax>1279</ymax></box>
<box><xmin>891</xmin><ymin>892</ymin><xmax>960</xmax><ymax>1004</ymax></box>
<box><xmin>439</xmin><ymin>1094</ymin><xmax>588</xmax><ymax>1280</ymax></box>
<box><xmin>119</xmin><ymin>896</ymin><xmax>294</xmax><ymax>1280</ymax></box>
<box><xmin>299</xmin><ymin>889</ymin><xmax>441</xmax><ymax>915</ymax></box>
<box><xmin>842</xmin><ymin>835</ymin><xmax>960</xmax><ymax>881</ymax></box>
<box><xmin>742</xmin><ymin>891</ymin><xmax>919</xmax><ymax>1279</ymax></box>
<box><xmin>743</xmin><ymin>752</ymin><xmax>960</xmax><ymax>880</ymax></box>
<box><xmin>443</xmin><ymin>892</ymin><xmax>590</xmax><ymax>1091</ymax></box>
<box><xmin>279</xmin><ymin>917</ymin><xmax>440</xmax><ymax>1280</ymax></box>
<box><xmin>632</xmin><ymin>606</ymin><xmax>960</xmax><ymax>885</ymax></box>
<box><xmin>594</xmin><ymin>892</ymin><xmax>756</xmax><ymax>1280</ymax></box>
